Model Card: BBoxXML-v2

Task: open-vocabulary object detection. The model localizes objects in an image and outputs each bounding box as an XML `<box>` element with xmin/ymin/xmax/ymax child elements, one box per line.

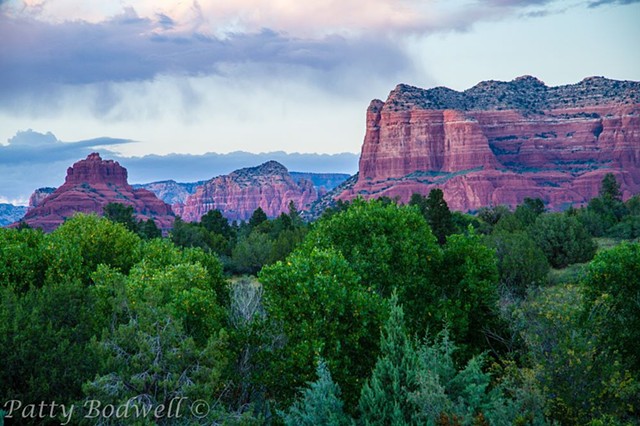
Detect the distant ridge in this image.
<box><xmin>175</xmin><ymin>161</ymin><xmax>320</xmax><ymax>222</ymax></box>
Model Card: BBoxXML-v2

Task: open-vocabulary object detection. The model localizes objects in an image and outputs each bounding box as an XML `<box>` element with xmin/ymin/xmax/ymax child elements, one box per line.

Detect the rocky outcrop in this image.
<box><xmin>28</xmin><ymin>187</ymin><xmax>56</xmax><ymax>209</ymax></box>
<box><xmin>0</xmin><ymin>204</ymin><xmax>28</xmax><ymax>227</ymax></box>
<box><xmin>136</xmin><ymin>173</ymin><xmax>349</xmax><ymax>207</ymax></box>
<box><xmin>177</xmin><ymin>161</ymin><xmax>318</xmax><ymax>222</ymax></box>
<box><xmin>133</xmin><ymin>180</ymin><xmax>206</xmax><ymax>205</ymax></box>
<box><xmin>289</xmin><ymin>172</ymin><xmax>350</xmax><ymax>191</ymax></box>
<box><xmin>16</xmin><ymin>153</ymin><xmax>175</xmax><ymax>232</ymax></box>
<box><xmin>338</xmin><ymin>76</ymin><xmax>640</xmax><ymax>211</ymax></box>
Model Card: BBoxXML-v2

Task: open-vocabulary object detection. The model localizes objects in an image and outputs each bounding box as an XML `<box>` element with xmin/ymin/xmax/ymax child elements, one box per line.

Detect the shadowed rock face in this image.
<box><xmin>338</xmin><ymin>76</ymin><xmax>640</xmax><ymax>211</ymax></box>
<box><xmin>176</xmin><ymin>161</ymin><xmax>319</xmax><ymax>222</ymax></box>
<box><xmin>17</xmin><ymin>153</ymin><xmax>175</xmax><ymax>232</ymax></box>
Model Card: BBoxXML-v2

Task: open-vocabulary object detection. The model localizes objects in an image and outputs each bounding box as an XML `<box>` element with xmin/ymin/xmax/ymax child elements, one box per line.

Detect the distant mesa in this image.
<box><xmin>175</xmin><ymin>161</ymin><xmax>321</xmax><ymax>222</ymax></box>
<box><xmin>330</xmin><ymin>75</ymin><xmax>640</xmax><ymax>211</ymax></box>
<box><xmin>15</xmin><ymin>153</ymin><xmax>175</xmax><ymax>232</ymax></box>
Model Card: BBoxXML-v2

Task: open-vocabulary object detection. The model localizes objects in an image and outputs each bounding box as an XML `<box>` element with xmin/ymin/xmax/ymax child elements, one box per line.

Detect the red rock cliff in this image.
<box><xmin>340</xmin><ymin>76</ymin><xmax>640</xmax><ymax>211</ymax></box>
<box><xmin>17</xmin><ymin>153</ymin><xmax>175</xmax><ymax>232</ymax></box>
<box><xmin>177</xmin><ymin>161</ymin><xmax>318</xmax><ymax>222</ymax></box>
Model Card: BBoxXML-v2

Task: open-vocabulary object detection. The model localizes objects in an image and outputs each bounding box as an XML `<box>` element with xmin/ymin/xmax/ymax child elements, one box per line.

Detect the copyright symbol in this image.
<box><xmin>190</xmin><ymin>399</ymin><xmax>210</xmax><ymax>418</ymax></box>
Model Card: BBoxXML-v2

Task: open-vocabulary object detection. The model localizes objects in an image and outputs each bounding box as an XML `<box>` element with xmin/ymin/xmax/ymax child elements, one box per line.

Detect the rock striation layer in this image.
<box><xmin>338</xmin><ymin>76</ymin><xmax>640</xmax><ymax>211</ymax></box>
<box><xmin>16</xmin><ymin>153</ymin><xmax>175</xmax><ymax>232</ymax></box>
<box><xmin>177</xmin><ymin>161</ymin><xmax>318</xmax><ymax>222</ymax></box>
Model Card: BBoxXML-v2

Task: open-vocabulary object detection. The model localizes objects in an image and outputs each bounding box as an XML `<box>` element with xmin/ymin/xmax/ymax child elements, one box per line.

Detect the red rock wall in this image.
<box><xmin>344</xmin><ymin>102</ymin><xmax>640</xmax><ymax>211</ymax></box>
<box><xmin>179</xmin><ymin>162</ymin><xmax>318</xmax><ymax>222</ymax></box>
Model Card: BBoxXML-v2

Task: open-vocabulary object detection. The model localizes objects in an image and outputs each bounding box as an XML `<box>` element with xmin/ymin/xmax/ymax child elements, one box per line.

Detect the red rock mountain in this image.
<box><xmin>17</xmin><ymin>153</ymin><xmax>175</xmax><ymax>232</ymax></box>
<box><xmin>337</xmin><ymin>76</ymin><xmax>640</xmax><ymax>211</ymax></box>
<box><xmin>176</xmin><ymin>161</ymin><xmax>318</xmax><ymax>222</ymax></box>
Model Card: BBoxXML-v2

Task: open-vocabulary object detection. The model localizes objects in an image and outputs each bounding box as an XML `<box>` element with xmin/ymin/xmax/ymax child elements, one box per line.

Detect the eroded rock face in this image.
<box><xmin>28</xmin><ymin>187</ymin><xmax>56</xmax><ymax>209</ymax></box>
<box><xmin>177</xmin><ymin>161</ymin><xmax>318</xmax><ymax>222</ymax></box>
<box><xmin>339</xmin><ymin>76</ymin><xmax>640</xmax><ymax>211</ymax></box>
<box><xmin>16</xmin><ymin>153</ymin><xmax>175</xmax><ymax>232</ymax></box>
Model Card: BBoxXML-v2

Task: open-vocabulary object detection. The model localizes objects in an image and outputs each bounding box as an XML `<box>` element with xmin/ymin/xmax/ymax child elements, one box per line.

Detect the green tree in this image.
<box><xmin>303</xmin><ymin>198</ymin><xmax>440</xmax><ymax>299</ymax></box>
<box><xmin>529</xmin><ymin>213</ymin><xmax>596</xmax><ymax>268</ymax></box>
<box><xmin>513</xmin><ymin>284</ymin><xmax>639</xmax><ymax>423</ymax></box>
<box><xmin>359</xmin><ymin>296</ymin><xmax>539</xmax><ymax>425</ymax></box>
<box><xmin>138</xmin><ymin>218</ymin><xmax>161</xmax><ymax>239</ymax></box>
<box><xmin>170</xmin><ymin>217</ymin><xmax>210</xmax><ymax>250</ymax></box>
<box><xmin>281</xmin><ymin>359</ymin><xmax>352</xmax><ymax>426</ymax></box>
<box><xmin>358</xmin><ymin>294</ymin><xmax>421</xmax><ymax>426</ymax></box>
<box><xmin>582</xmin><ymin>242</ymin><xmax>640</xmax><ymax>371</ymax></box>
<box><xmin>260</xmin><ymin>248</ymin><xmax>386</xmax><ymax>407</ymax></box>
<box><xmin>0</xmin><ymin>227</ymin><xmax>47</xmax><ymax>290</ymax></box>
<box><xmin>477</xmin><ymin>205</ymin><xmax>511</xmax><ymax>227</ymax></box>
<box><xmin>82</xmin><ymin>312</ymin><xmax>230</xmax><ymax>425</ymax></box>
<box><xmin>599</xmin><ymin>173</ymin><xmax>622</xmax><ymax>202</ymax></box>
<box><xmin>410</xmin><ymin>190</ymin><xmax>455</xmax><ymax>245</ymax></box>
<box><xmin>486</xmin><ymin>230</ymin><xmax>549</xmax><ymax>297</ymax></box>
<box><xmin>514</xmin><ymin>197</ymin><xmax>545</xmax><ymax>228</ymax></box>
<box><xmin>0</xmin><ymin>279</ymin><xmax>103</xmax><ymax>423</ymax></box>
<box><xmin>626</xmin><ymin>194</ymin><xmax>640</xmax><ymax>216</ymax></box>
<box><xmin>201</xmin><ymin>209</ymin><xmax>234</xmax><ymax>239</ymax></box>
<box><xmin>103</xmin><ymin>202</ymin><xmax>139</xmax><ymax>233</ymax></box>
<box><xmin>45</xmin><ymin>214</ymin><xmax>141</xmax><ymax>285</ymax></box>
<box><xmin>435</xmin><ymin>231</ymin><xmax>502</xmax><ymax>358</ymax></box>
<box><xmin>249</xmin><ymin>207</ymin><xmax>268</xmax><ymax>229</ymax></box>
<box><xmin>231</xmin><ymin>231</ymin><xmax>275</xmax><ymax>275</ymax></box>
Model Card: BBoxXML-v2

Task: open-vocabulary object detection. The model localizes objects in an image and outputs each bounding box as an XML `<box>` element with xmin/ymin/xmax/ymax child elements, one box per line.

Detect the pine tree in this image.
<box><xmin>410</xmin><ymin>190</ymin><xmax>455</xmax><ymax>245</ymax></box>
<box><xmin>249</xmin><ymin>207</ymin><xmax>268</xmax><ymax>229</ymax></box>
<box><xmin>599</xmin><ymin>173</ymin><xmax>622</xmax><ymax>202</ymax></box>
<box><xmin>358</xmin><ymin>294</ymin><xmax>420</xmax><ymax>425</ymax></box>
<box><xmin>282</xmin><ymin>359</ymin><xmax>352</xmax><ymax>426</ymax></box>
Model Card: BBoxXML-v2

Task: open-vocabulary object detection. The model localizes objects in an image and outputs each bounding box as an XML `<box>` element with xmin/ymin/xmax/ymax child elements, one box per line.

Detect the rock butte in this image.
<box><xmin>336</xmin><ymin>76</ymin><xmax>640</xmax><ymax>211</ymax></box>
<box><xmin>176</xmin><ymin>161</ymin><xmax>318</xmax><ymax>222</ymax></box>
<box><xmin>16</xmin><ymin>153</ymin><xmax>175</xmax><ymax>232</ymax></box>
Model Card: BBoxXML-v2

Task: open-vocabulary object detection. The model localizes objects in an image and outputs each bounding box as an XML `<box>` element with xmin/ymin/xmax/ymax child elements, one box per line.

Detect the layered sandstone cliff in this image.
<box><xmin>177</xmin><ymin>161</ymin><xmax>318</xmax><ymax>222</ymax></box>
<box><xmin>16</xmin><ymin>153</ymin><xmax>175</xmax><ymax>232</ymax></box>
<box><xmin>338</xmin><ymin>76</ymin><xmax>640</xmax><ymax>211</ymax></box>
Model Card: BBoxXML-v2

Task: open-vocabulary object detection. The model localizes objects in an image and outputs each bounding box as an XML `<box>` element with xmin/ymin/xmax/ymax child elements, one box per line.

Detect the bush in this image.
<box><xmin>487</xmin><ymin>231</ymin><xmax>549</xmax><ymax>296</ymax></box>
<box><xmin>530</xmin><ymin>213</ymin><xmax>596</xmax><ymax>268</ymax></box>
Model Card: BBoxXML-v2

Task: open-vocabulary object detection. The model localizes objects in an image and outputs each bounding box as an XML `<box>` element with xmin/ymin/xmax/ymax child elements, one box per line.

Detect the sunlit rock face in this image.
<box><xmin>338</xmin><ymin>76</ymin><xmax>640</xmax><ymax>211</ymax></box>
<box><xmin>176</xmin><ymin>161</ymin><xmax>318</xmax><ymax>222</ymax></box>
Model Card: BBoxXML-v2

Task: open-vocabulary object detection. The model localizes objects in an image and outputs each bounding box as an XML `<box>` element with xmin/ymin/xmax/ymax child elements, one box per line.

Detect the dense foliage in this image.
<box><xmin>2</xmin><ymin>173</ymin><xmax>639</xmax><ymax>425</ymax></box>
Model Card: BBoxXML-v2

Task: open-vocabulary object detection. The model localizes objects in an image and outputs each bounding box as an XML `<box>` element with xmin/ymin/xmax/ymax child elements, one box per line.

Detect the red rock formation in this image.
<box><xmin>339</xmin><ymin>77</ymin><xmax>640</xmax><ymax>211</ymax></box>
<box><xmin>16</xmin><ymin>153</ymin><xmax>175</xmax><ymax>232</ymax></box>
<box><xmin>178</xmin><ymin>161</ymin><xmax>318</xmax><ymax>222</ymax></box>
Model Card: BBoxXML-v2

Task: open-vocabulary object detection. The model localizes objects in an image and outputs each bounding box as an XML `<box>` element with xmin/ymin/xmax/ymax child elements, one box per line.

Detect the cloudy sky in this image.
<box><xmin>1</xmin><ymin>0</ymin><xmax>639</xmax><ymax>203</ymax></box>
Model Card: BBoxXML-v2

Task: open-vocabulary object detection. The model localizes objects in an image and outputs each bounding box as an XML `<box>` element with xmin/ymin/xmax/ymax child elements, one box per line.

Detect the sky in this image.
<box><xmin>1</xmin><ymin>0</ymin><xmax>639</xmax><ymax>203</ymax></box>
